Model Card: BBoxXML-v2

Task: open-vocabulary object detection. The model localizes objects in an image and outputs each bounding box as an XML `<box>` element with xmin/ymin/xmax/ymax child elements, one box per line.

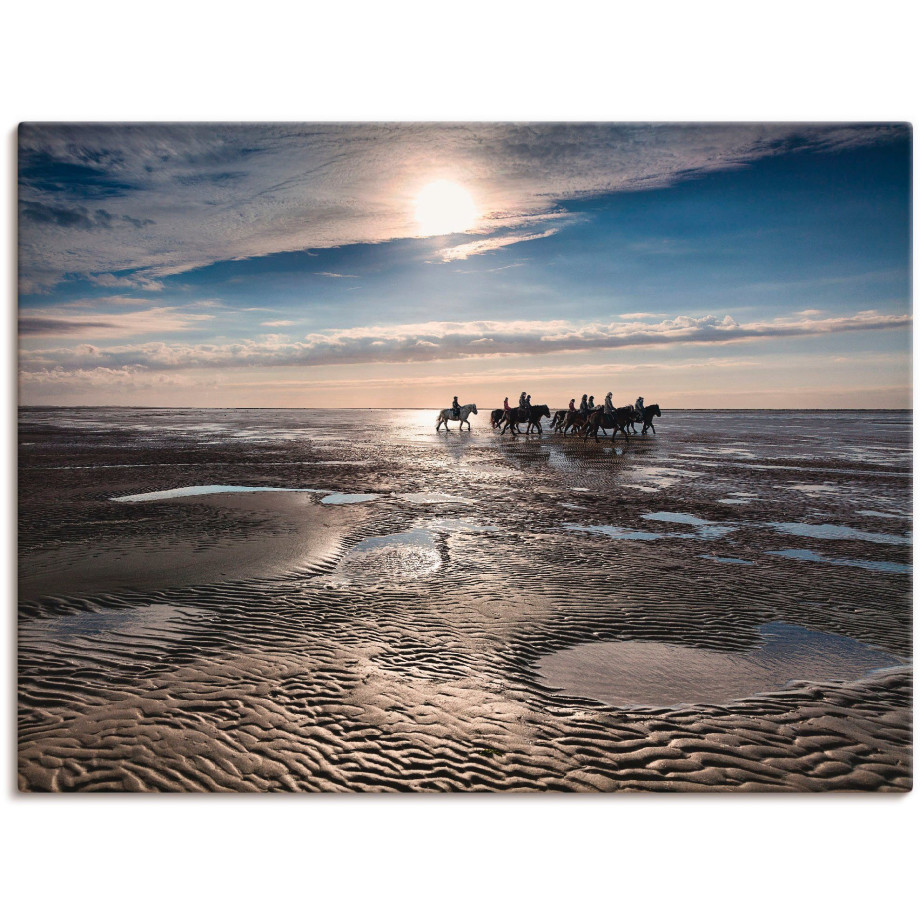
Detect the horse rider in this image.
<box><xmin>604</xmin><ymin>392</ymin><xmax>615</xmax><ymax>414</ymax></box>
<box><xmin>568</xmin><ymin>397</ymin><xmax>576</xmax><ymax>412</ymax></box>
<box><xmin>518</xmin><ymin>391</ymin><xmax>527</xmax><ymax>411</ymax></box>
<box><xmin>503</xmin><ymin>396</ymin><xmax>510</xmax><ymax>412</ymax></box>
<box><xmin>634</xmin><ymin>395</ymin><xmax>645</xmax><ymax>420</ymax></box>
<box><xmin>579</xmin><ymin>394</ymin><xmax>588</xmax><ymax>413</ymax></box>
<box><xmin>587</xmin><ymin>395</ymin><xmax>595</xmax><ymax>411</ymax></box>
<box><xmin>452</xmin><ymin>395</ymin><xmax>461</xmax><ymax>419</ymax></box>
<box><xmin>525</xmin><ymin>394</ymin><xmax>532</xmax><ymax>411</ymax></box>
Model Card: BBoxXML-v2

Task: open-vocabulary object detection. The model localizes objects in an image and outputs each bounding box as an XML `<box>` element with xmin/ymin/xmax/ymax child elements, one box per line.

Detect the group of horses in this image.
<box><xmin>435</xmin><ymin>401</ymin><xmax>661</xmax><ymax>441</ymax></box>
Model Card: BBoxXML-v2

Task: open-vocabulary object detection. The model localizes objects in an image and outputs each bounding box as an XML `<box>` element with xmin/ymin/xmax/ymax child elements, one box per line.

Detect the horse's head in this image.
<box><xmin>652</xmin><ymin>404</ymin><xmax>661</xmax><ymax>417</ymax></box>
<box><xmin>469</xmin><ymin>404</ymin><xmax>478</xmax><ymax>414</ymax></box>
<box><xmin>539</xmin><ymin>405</ymin><xmax>550</xmax><ymax>418</ymax></box>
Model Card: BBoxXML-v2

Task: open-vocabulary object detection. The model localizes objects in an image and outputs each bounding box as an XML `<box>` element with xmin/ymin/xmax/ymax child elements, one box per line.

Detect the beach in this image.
<box><xmin>18</xmin><ymin>407</ymin><xmax>912</xmax><ymax>792</ymax></box>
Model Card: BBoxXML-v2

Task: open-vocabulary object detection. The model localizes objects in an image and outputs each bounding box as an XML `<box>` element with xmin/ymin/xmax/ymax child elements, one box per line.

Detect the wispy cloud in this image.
<box><xmin>21</xmin><ymin>310</ymin><xmax>910</xmax><ymax>373</ymax></box>
<box><xmin>438</xmin><ymin>227</ymin><xmax>565</xmax><ymax>261</ymax></box>
<box><xmin>19</xmin><ymin>304</ymin><xmax>214</xmax><ymax>339</ymax></box>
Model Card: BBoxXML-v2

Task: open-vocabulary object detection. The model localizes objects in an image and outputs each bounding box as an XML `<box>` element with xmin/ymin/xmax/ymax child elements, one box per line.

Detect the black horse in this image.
<box><xmin>638</xmin><ymin>404</ymin><xmax>661</xmax><ymax>434</ymax></box>
<box><xmin>549</xmin><ymin>409</ymin><xmax>568</xmax><ymax>430</ymax></box>
<box><xmin>500</xmin><ymin>405</ymin><xmax>550</xmax><ymax>436</ymax></box>
<box><xmin>584</xmin><ymin>406</ymin><xmax>632</xmax><ymax>442</ymax></box>
<box><xmin>490</xmin><ymin>408</ymin><xmax>506</xmax><ymax>429</ymax></box>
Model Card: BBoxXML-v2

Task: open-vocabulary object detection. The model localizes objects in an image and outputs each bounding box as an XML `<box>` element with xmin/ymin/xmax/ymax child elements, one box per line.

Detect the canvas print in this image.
<box><xmin>18</xmin><ymin>123</ymin><xmax>911</xmax><ymax>792</ymax></box>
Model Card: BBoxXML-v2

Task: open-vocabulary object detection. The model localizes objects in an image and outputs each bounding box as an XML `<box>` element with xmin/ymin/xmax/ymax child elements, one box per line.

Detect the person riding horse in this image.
<box><xmin>451</xmin><ymin>396</ymin><xmax>461</xmax><ymax>420</ymax></box>
<box><xmin>519</xmin><ymin>392</ymin><xmax>527</xmax><ymax>411</ymax></box>
<box><xmin>604</xmin><ymin>392</ymin><xmax>615</xmax><ymax>413</ymax></box>
<box><xmin>579</xmin><ymin>394</ymin><xmax>588</xmax><ymax>413</ymax></box>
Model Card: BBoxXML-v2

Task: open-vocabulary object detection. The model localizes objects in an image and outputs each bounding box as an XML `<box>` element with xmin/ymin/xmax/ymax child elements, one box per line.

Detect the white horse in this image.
<box><xmin>435</xmin><ymin>403</ymin><xmax>477</xmax><ymax>431</ymax></box>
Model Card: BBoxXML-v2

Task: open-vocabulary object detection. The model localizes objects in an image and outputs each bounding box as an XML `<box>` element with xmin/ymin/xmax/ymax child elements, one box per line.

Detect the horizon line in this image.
<box><xmin>17</xmin><ymin>405</ymin><xmax>913</xmax><ymax>412</ymax></box>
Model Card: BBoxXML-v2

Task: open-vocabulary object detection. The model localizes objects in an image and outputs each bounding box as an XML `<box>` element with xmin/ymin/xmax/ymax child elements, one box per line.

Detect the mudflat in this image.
<box><xmin>18</xmin><ymin>408</ymin><xmax>912</xmax><ymax>791</ymax></box>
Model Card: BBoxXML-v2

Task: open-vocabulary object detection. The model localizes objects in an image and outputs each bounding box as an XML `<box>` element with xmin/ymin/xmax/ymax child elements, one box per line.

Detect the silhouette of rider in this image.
<box><xmin>605</xmin><ymin>392</ymin><xmax>615</xmax><ymax>413</ymax></box>
<box><xmin>452</xmin><ymin>396</ymin><xmax>460</xmax><ymax>419</ymax></box>
<box><xmin>579</xmin><ymin>394</ymin><xmax>588</xmax><ymax>413</ymax></box>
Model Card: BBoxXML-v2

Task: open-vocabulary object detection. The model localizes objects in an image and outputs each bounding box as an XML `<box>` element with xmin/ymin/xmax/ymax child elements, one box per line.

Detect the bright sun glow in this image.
<box><xmin>414</xmin><ymin>180</ymin><xmax>478</xmax><ymax>236</ymax></box>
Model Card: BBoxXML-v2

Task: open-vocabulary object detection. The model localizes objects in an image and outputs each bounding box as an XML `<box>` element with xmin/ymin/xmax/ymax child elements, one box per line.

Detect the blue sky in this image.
<box><xmin>18</xmin><ymin>123</ymin><xmax>911</xmax><ymax>407</ymax></box>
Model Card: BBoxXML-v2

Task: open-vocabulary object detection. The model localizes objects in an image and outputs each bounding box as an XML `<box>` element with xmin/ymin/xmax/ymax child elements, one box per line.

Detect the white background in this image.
<box><xmin>1</xmin><ymin>3</ymin><xmax>916</xmax><ymax>918</ymax></box>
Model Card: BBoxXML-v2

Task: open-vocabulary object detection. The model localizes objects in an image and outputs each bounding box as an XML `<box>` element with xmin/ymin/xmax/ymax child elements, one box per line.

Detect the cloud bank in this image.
<box><xmin>20</xmin><ymin>311</ymin><xmax>910</xmax><ymax>376</ymax></box>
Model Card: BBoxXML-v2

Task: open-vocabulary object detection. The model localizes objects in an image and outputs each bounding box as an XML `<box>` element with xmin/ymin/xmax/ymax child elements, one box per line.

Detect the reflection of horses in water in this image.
<box><xmin>626</xmin><ymin>404</ymin><xmax>662</xmax><ymax>434</ymax></box>
<box><xmin>584</xmin><ymin>406</ymin><xmax>633</xmax><ymax>442</ymax></box>
<box><xmin>499</xmin><ymin>405</ymin><xmax>550</xmax><ymax>436</ymax></box>
<box><xmin>435</xmin><ymin>403</ymin><xmax>477</xmax><ymax>431</ymax></box>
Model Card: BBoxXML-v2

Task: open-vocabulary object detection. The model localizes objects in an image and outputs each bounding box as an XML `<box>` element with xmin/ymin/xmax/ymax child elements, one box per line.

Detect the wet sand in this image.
<box><xmin>18</xmin><ymin>408</ymin><xmax>912</xmax><ymax>791</ymax></box>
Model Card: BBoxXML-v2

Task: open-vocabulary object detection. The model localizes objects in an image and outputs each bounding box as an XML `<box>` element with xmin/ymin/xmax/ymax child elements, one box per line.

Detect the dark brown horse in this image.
<box><xmin>558</xmin><ymin>410</ymin><xmax>589</xmax><ymax>437</ymax></box>
<box><xmin>584</xmin><ymin>406</ymin><xmax>632</xmax><ymax>442</ymax></box>
<box><xmin>500</xmin><ymin>405</ymin><xmax>550</xmax><ymax>436</ymax></box>
<box><xmin>549</xmin><ymin>409</ymin><xmax>568</xmax><ymax>430</ymax></box>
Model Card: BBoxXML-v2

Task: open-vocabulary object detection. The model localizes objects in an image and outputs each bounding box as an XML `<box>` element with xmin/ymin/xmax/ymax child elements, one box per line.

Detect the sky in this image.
<box><xmin>18</xmin><ymin>122</ymin><xmax>912</xmax><ymax>408</ymax></box>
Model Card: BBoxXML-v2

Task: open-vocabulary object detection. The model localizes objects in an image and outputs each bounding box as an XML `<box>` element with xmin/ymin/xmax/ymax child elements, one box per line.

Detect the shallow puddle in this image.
<box><xmin>20</xmin><ymin>604</ymin><xmax>196</xmax><ymax>644</ymax></box>
<box><xmin>566</xmin><ymin>524</ymin><xmax>666</xmax><ymax>541</ymax></box>
<box><xmin>643</xmin><ymin>511</ymin><xmax>735</xmax><ymax>539</ymax></box>
<box><xmin>400</xmin><ymin>491</ymin><xmax>474</xmax><ymax>505</ymax></box>
<box><xmin>535</xmin><ymin>622</ymin><xmax>905</xmax><ymax>709</ymax></box>
<box><xmin>768</xmin><ymin>548</ymin><xmax>911</xmax><ymax>575</ymax></box>
<box><xmin>113</xmin><ymin>484</ymin><xmax>328</xmax><ymax>502</ymax></box>
<box><xmin>767</xmin><ymin>521</ymin><xmax>911</xmax><ymax>545</ymax></box>
<box><xmin>320</xmin><ymin>492</ymin><xmax>381</xmax><ymax>505</ymax></box>
<box><xmin>332</xmin><ymin>528</ymin><xmax>442</xmax><ymax>581</ymax></box>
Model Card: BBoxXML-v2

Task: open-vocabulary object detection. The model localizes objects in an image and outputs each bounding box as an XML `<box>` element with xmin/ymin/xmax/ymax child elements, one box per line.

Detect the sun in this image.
<box><xmin>414</xmin><ymin>180</ymin><xmax>478</xmax><ymax>236</ymax></box>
